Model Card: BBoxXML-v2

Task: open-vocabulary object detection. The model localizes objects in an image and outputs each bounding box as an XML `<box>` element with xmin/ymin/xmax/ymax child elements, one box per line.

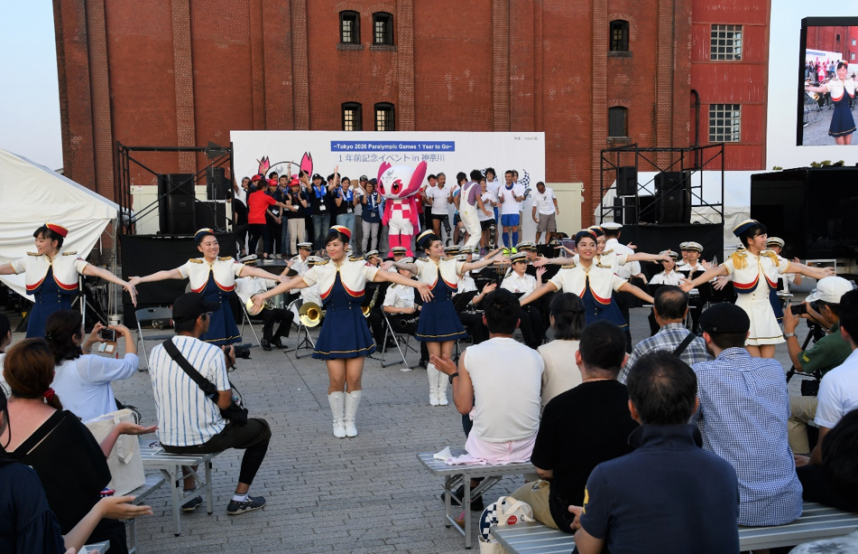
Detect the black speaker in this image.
<box><xmin>655</xmin><ymin>171</ymin><xmax>691</xmax><ymax>224</ymax></box>
<box><xmin>637</xmin><ymin>195</ymin><xmax>657</xmax><ymax>224</ymax></box>
<box><xmin>613</xmin><ymin>197</ymin><xmax>635</xmax><ymax>224</ymax></box>
<box><xmin>617</xmin><ymin>166</ymin><xmax>637</xmax><ymax>196</ymax></box>
<box><xmin>206</xmin><ymin>167</ymin><xmax>229</xmax><ymax>200</ymax></box>
<box><xmin>196</xmin><ymin>201</ymin><xmax>227</xmax><ymax>230</ymax></box>
<box><xmin>158</xmin><ymin>173</ymin><xmax>195</xmax><ymax>198</ymax></box>
<box><xmin>163</xmin><ymin>195</ymin><xmax>196</xmax><ymax>235</ymax></box>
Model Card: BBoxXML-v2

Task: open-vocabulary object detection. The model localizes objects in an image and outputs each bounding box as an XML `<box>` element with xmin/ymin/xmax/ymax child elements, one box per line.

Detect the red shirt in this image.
<box><xmin>248</xmin><ymin>191</ymin><xmax>276</xmax><ymax>224</ymax></box>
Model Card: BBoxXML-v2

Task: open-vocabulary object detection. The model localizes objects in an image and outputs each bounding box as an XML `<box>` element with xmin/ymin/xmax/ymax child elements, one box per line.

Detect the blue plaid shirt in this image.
<box><xmin>619</xmin><ymin>323</ymin><xmax>712</xmax><ymax>383</ymax></box>
<box><xmin>691</xmin><ymin>348</ymin><xmax>803</xmax><ymax>526</ymax></box>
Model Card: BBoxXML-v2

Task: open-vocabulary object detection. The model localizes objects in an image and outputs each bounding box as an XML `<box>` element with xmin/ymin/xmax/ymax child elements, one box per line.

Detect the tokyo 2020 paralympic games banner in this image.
<box><xmin>230</xmin><ymin>131</ymin><xmax>546</xmax><ymax>189</ymax></box>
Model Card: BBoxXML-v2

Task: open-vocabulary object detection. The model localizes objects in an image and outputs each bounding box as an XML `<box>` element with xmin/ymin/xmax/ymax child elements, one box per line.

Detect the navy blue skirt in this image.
<box><xmin>416</xmin><ymin>281</ymin><xmax>467</xmax><ymax>342</ymax></box>
<box><xmin>26</xmin><ymin>268</ymin><xmax>77</xmax><ymax>338</ymax></box>
<box><xmin>199</xmin><ymin>274</ymin><xmax>242</xmax><ymax>346</ymax></box>
<box><xmin>581</xmin><ymin>286</ymin><xmax>627</xmax><ymax>328</ymax></box>
<box><xmin>313</xmin><ymin>275</ymin><xmax>376</xmax><ymax>359</ymax></box>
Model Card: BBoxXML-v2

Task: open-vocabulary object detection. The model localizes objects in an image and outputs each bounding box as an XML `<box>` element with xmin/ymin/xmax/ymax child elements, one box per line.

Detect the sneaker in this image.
<box><xmin>511</xmin><ymin>247</ymin><xmax>518</xmax><ymax>254</ymax></box>
<box><xmin>182</xmin><ymin>495</ymin><xmax>203</xmax><ymax>512</ymax></box>
<box><xmin>227</xmin><ymin>495</ymin><xmax>266</xmax><ymax>515</ymax></box>
<box><xmin>502</xmin><ymin>248</ymin><xmax>510</xmax><ymax>256</ymax></box>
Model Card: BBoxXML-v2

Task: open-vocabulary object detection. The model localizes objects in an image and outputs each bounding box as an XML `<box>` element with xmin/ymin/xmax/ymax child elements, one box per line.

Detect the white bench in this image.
<box><xmin>418</xmin><ymin>450</ymin><xmax>535</xmax><ymax>549</ymax></box>
<box><xmin>125</xmin><ymin>474</ymin><xmax>166</xmax><ymax>554</ymax></box>
<box><xmin>139</xmin><ymin>439</ymin><xmax>220</xmax><ymax>537</ymax></box>
<box><xmin>491</xmin><ymin>502</ymin><xmax>858</xmax><ymax>553</ymax></box>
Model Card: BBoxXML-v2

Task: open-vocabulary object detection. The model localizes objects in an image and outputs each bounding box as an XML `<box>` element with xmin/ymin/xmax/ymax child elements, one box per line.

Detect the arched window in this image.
<box><xmin>340</xmin><ymin>11</ymin><xmax>360</xmax><ymax>44</ymax></box>
<box><xmin>375</xmin><ymin>103</ymin><xmax>395</xmax><ymax>131</ymax></box>
<box><xmin>609</xmin><ymin>20</ymin><xmax>629</xmax><ymax>52</ymax></box>
<box><xmin>608</xmin><ymin>106</ymin><xmax>628</xmax><ymax>137</ymax></box>
<box><xmin>342</xmin><ymin>102</ymin><xmax>362</xmax><ymax>131</ymax></box>
<box><xmin>373</xmin><ymin>12</ymin><xmax>394</xmax><ymax>45</ymax></box>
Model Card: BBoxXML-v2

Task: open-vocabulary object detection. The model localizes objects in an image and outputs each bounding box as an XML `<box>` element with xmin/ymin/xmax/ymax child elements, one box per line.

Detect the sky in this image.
<box><xmin>0</xmin><ymin>1</ymin><xmax>64</xmax><ymax>170</ymax></box>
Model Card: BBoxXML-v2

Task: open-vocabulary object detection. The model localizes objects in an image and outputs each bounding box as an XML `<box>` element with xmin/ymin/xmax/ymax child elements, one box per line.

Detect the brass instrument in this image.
<box><xmin>299</xmin><ymin>302</ymin><xmax>324</xmax><ymax>327</ymax></box>
<box><xmin>398</xmin><ymin>314</ymin><xmax>421</xmax><ymax>329</ymax></box>
<box><xmin>362</xmin><ymin>284</ymin><xmax>380</xmax><ymax>318</ymax></box>
<box><xmin>245</xmin><ymin>292</ymin><xmax>274</xmax><ymax>316</ymax></box>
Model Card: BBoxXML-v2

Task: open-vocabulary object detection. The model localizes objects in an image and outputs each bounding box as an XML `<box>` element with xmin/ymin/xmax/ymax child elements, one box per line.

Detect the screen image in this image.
<box><xmin>797</xmin><ymin>17</ymin><xmax>858</xmax><ymax>146</ymax></box>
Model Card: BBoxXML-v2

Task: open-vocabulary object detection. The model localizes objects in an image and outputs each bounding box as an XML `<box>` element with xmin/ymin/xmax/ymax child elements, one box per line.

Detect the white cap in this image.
<box><xmin>806</xmin><ymin>276</ymin><xmax>854</xmax><ymax>304</ymax></box>
<box><xmin>601</xmin><ymin>222</ymin><xmax>622</xmax><ymax>230</ymax></box>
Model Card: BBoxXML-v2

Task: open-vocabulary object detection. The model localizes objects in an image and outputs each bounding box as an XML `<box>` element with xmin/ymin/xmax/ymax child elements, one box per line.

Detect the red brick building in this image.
<box><xmin>690</xmin><ymin>0</ymin><xmax>770</xmax><ymax>170</ymax></box>
<box><xmin>54</xmin><ymin>0</ymin><xmax>697</xmax><ymax>225</ymax></box>
<box><xmin>807</xmin><ymin>25</ymin><xmax>858</xmax><ymax>65</ymax></box>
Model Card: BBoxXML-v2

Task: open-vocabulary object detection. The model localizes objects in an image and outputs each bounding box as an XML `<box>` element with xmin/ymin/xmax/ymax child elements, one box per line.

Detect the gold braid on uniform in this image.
<box><xmin>761</xmin><ymin>251</ymin><xmax>780</xmax><ymax>266</ymax></box>
<box><xmin>729</xmin><ymin>250</ymin><xmax>748</xmax><ymax>270</ymax></box>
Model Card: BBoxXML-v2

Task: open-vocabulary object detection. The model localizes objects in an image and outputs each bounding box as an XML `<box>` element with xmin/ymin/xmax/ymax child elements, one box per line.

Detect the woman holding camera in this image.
<box><xmin>682</xmin><ymin>219</ymin><xmax>834</xmax><ymax>358</ymax></box>
<box><xmin>0</xmin><ymin>223</ymin><xmax>137</xmax><ymax>339</ymax></box>
<box><xmin>129</xmin><ymin>228</ymin><xmax>286</xmax><ymax>346</ymax></box>
<box><xmin>251</xmin><ymin>226</ymin><xmax>432</xmax><ymax>438</ymax></box>
<box><xmin>44</xmin><ymin>310</ymin><xmax>139</xmax><ymax>422</ymax></box>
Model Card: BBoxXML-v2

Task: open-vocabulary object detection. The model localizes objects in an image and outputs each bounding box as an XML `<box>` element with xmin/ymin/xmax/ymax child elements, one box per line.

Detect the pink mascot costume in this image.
<box><xmin>378</xmin><ymin>161</ymin><xmax>427</xmax><ymax>256</ymax></box>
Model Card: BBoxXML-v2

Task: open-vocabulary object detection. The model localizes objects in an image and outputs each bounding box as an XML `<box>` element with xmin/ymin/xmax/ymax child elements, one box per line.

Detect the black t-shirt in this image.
<box><xmin>286</xmin><ymin>189</ymin><xmax>310</xmax><ymax>219</ymax></box>
<box><xmin>308</xmin><ymin>184</ymin><xmax>336</xmax><ymax>215</ymax></box>
<box><xmin>0</xmin><ymin>459</ymin><xmax>65</xmax><ymax>554</ymax></box>
<box><xmin>231</xmin><ymin>198</ymin><xmax>248</xmax><ymax>226</ymax></box>
<box><xmin>531</xmin><ymin>380</ymin><xmax>639</xmax><ymax>531</ymax></box>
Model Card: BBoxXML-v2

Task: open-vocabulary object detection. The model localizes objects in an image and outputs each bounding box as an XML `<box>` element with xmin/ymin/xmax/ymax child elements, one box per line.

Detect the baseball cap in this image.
<box><xmin>806</xmin><ymin>276</ymin><xmax>854</xmax><ymax>304</ymax></box>
<box><xmin>172</xmin><ymin>292</ymin><xmax>220</xmax><ymax>324</ymax></box>
<box><xmin>700</xmin><ymin>303</ymin><xmax>750</xmax><ymax>334</ymax></box>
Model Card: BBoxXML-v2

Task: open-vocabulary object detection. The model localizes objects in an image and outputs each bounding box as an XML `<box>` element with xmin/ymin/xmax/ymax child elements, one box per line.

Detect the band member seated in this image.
<box><xmin>455</xmin><ymin>252</ymin><xmax>493</xmax><ymax>345</ymax></box>
<box><xmin>502</xmin><ymin>252</ymin><xmax>547</xmax><ymax>349</ymax></box>
<box><xmin>287</xmin><ymin>242</ymin><xmax>314</xmax><ymax>276</ymax></box>
<box><xmin>387</xmin><ymin>246</ymin><xmax>407</xmax><ymax>272</ymax></box>
<box><xmin>647</xmin><ymin>250</ymin><xmax>682</xmax><ymax>335</ymax></box>
<box><xmin>235</xmin><ymin>273</ymin><xmax>294</xmax><ymax>350</ymax></box>
<box><xmin>382</xmin><ymin>259</ymin><xmax>421</xmax><ymax>336</ymax></box>
<box><xmin>675</xmin><ymin>241</ymin><xmax>706</xmax><ymax>333</ymax></box>
<box><xmin>767</xmin><ymin>237</ymin><xmax>802</xmax><ymax>293</ymax></box>
<box><xmin>364</xmin><ymin>250</ymin><xmax>381</xmax><ymax>268</ymax></box>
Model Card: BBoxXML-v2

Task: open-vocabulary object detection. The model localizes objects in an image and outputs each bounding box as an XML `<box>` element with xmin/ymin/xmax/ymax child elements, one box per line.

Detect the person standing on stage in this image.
<box><xmin>498</xmin><ymin>170</ymin><xmax>526</xmax><ymax>252</ymax></box>
<box><xmin>250</xmin><ymin>226</ymin><xmax>432</xmax><ymax>438</ymax></box>
<box><xmin>805</xmin><ymin>62</ymin><xmax>856</xmax><ymax>145</ymax></box>
<box><xmin>681</xmin><ymin>219</ymin><xmax>833</xmax><ymax>358</ymax></box>
<box><xmin>522</xmin><ymin>229</ymin><xmax>654</xmax><ymax>329</ymax></box>
<box><xmin>532</xmin><ymin>182</ymin><xmax>559</xmax><ymax>246</ymax></box>
<box><xmin>0</xmin><ymin>224</ymin><xmax>138</xmax><ymax>338</ymax></box>
<box><xmin>284</xmin><ymin>177</ymin><xmax>309</xmax><ymax>257</ymax></box>
<box><xmin>458</xmin><ymin>170</ymin><xmax>494</xmax><ymax>251</ymax></box>
<box><xmin>392</xmin><ymin>230</ymin><xmax>502</xmax><ymax>406</ymax></box>
<box><xmin>129</xmin><ymin>228</ymin><xmax>286</xmax><ymax>346</ymax></box>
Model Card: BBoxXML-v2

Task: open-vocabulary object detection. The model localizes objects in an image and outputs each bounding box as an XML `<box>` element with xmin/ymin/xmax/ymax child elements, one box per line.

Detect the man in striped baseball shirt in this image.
<box><xmin>149</xmin><ymin>293</ymin><xmax>271</xmax><ymax>515</ymax></box>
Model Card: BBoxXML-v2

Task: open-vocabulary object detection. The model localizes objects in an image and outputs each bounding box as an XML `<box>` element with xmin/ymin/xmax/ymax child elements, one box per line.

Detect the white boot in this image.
<box><xmin>437</xmin><ymin>370</ymin><xmax>449</xmax><ymax>406</ymax></box>
<box><xmin>327</xmin><ymin>392</ymin><xmax>346</xmax><ymax>438</ymax></box>
<box><xmin>344</xmin><ymin>390</ymin><xmax>362</xmax><ymax>437</ymax></box>
<box><xmin>427</xmin><ymin>364</ymin><xmax>440</xmax><ymax>406</ymax></box>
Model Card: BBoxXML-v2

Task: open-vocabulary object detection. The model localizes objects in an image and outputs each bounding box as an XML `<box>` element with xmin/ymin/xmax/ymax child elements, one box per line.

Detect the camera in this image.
<box><xmin>233</xmin><ymin>343</ymin><xmax>253</xmax><ymax>360</ymax></box>
<box><xmin>99</xmin><ymin>328</ymin><xmax>117</xmax><ymax>342</ymax></box>
<box><xmin>790</xmin><ymin>300</ymin><xmax>820</xmax><ymax>317</ymax></box>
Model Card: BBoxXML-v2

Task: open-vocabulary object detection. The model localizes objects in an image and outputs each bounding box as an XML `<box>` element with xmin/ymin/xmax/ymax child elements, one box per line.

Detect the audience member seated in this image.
<box><xmin>0</xmin><ymin>386</ymin><xmax>153</xmax><ymax>554</ymax></box>
<box><xmin>148</xmin><ymin>292</ymin><xmax>272</xmax><ymax>516</ymax></box>
<box><xmin>537</xmin><ymin>293</ymin><xmax>585</xmax><ymax>408</ymax></box>
<box><xmin>794</xmin><ymin>289</ymin><xmax>858</xmax><ymax>512</ymax></box>
<box><xmin>0</xmin><ymin>312</ymin><xmax>10</xmax><ymax>396</ymax></box>
<box><xmin>431</xmin><ymin>289</ymin><xmax>544</xmax><ymax>506</ymax></box>
<box><xmin>1</xmin><ymin>339</ymin><xmax>155</xmax><ymax>553</ymax></box>
<box><xmin>44</xmin><ymin>310</ymin><xmax>139</xmax><ymax>422</ymax></box>
<box><xmin>501</xmin><ymin>252</ymin><xmax>546</xmax><ymax>349</ymax></box>
<box><xmin>783</xmin><ymin>277</ymin><xmax>853</xmax><ymax>455</ymax></box>
<box><xmin>619</xmin><ymin>286</ymin><xmax>711</xmax><ymax>384</ymax></box>
<box><xmin>568</xmin><ymin>351</ymin><xmax>740</xmax><ymax>554</ymax></box>
<box><xmin>235</xmin><ymin>275</ymin><xmax>294</xmax><ymax>351</ymax></box>
<box><xmin>509</xmin><ymin>320</ymin><xmax>638</xmax><ymax>532</ymax></box>
<box><xmin>692</xmin><ymin>303</ymin><xmax>803</xmax><ymax>526</ymax></box>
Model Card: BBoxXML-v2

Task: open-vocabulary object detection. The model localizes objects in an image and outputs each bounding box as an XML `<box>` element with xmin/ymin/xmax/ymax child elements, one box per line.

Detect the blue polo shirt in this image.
<box><xmin>579</xmin><ymin>424</ymin><xmax>740</xmax><ymax>554</ymax></box>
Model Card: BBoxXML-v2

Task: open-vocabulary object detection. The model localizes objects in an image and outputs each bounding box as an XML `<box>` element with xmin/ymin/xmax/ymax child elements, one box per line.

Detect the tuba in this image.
<box><xmin>299</xmin><ymin>302</ymin><xmax>324</xmax><ymax>327</ymax></box>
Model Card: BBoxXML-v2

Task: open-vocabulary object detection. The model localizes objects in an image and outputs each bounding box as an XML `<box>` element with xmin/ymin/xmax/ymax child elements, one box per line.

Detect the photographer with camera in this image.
<box><xmin>783</xmin><ymin>276</ymin><xmax>854</xmax><ymax>455</ymax></box>
<box><xmin>148</xmin><ymin>293</ymin><xmax>271</xmax><ymax>516</ymax></box>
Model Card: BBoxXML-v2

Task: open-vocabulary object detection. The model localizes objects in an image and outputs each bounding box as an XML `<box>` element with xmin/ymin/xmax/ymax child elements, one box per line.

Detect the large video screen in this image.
<box><xmin>797</xmin><ymin>17</ymin><xmax>858</xmax><ymax>146</ymax></box>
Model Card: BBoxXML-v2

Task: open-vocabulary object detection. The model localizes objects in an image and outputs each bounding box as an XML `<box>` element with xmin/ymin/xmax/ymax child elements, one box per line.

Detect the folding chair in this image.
<box><xmin>135</xmin><ymin>307</ymin><xmax>174</xmax><ymax>370</ymax></box>
<box><xmin>380</xmin><ymin>312</ymin><xmax>418</xmax><ymax>369</ymax></box>
<box><xmin>238</xmin><ymin>303</ymin><xmax>263</xmax><ymax>347</ymax></box>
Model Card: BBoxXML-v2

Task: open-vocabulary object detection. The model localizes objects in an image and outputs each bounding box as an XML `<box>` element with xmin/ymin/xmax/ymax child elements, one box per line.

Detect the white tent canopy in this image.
<box><xmin>0</xmin><ymin>148</ymin><xmax>118</xmax><ymax>300</ymax></box>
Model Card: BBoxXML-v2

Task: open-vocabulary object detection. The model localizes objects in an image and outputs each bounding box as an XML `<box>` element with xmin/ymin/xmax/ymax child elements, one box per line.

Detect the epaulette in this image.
<box><xmin>597</xmin><ymin>263</ymin><xmax>612</xmax><ymax>269</ymax></box>
<box><xmin>561</xmin><ymin>263</ymin><xmax>576</xmax><ymax>269</ymax></box>
<box><xmin>761</xmin><ymin>250</ymin><xmax>781</xmax><ymax>266</ymax></box>
<box><xmin>27</xmin><ymin>252</ymin><xmax>40</xmax><ymax>256</ymax></box>
<box><xmin>442</xmin><ymin>256</ymin><xmax>454</xmax><ymax>261</ymax></box>
<box><xmin>729</xmin><ymin>250</ymin><xmax>748</xmax><ymax>270</ymax></box>
<box><xmin>62</xmin><ymin>251</ymin><xmax>78</xmax><ymax>256</ymax></box>
<box><xmin>601</xmin><ymin>249</ymin><xmax>613</xmax><ymax>256</ymax></box>
<box><xmin>188</xmin><ymin>258</ymin><xmax>204</xmax><ymax>264</ymax></box>
<box><xmin>218</xmin><ymin>256</ymin><xmax>233</xmax><ymax>262</ymax></box>
<box><xmin>314</xmin><ymin>260</ymin><xmax>330</xmax><ymax>266</ymax></box>
<box><xmin>416</xmin><ymin>257</ymin><xmax>430</xmax><ymax>263</ymax></box>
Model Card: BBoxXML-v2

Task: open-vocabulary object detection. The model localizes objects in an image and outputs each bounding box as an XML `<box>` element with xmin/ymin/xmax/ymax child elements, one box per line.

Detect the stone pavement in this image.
<box><xmin>8</xmin><ymin>300</ymin><xmax>815</xmax><ymax>553</ymax></box>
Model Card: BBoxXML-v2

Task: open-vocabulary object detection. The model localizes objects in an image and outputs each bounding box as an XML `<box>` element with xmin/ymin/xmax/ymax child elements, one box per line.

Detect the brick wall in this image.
<box><xmin>54</xmin><ymin>0</ymin><xmax>700</xmax><ymax>225</ymax></box>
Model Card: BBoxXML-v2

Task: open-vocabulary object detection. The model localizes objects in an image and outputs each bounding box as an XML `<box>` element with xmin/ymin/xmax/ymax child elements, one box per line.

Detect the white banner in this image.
<box><xmin>230</xmin><ymin>131</ymin><xmax>547</xmax><ymax>244</ymax></box>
